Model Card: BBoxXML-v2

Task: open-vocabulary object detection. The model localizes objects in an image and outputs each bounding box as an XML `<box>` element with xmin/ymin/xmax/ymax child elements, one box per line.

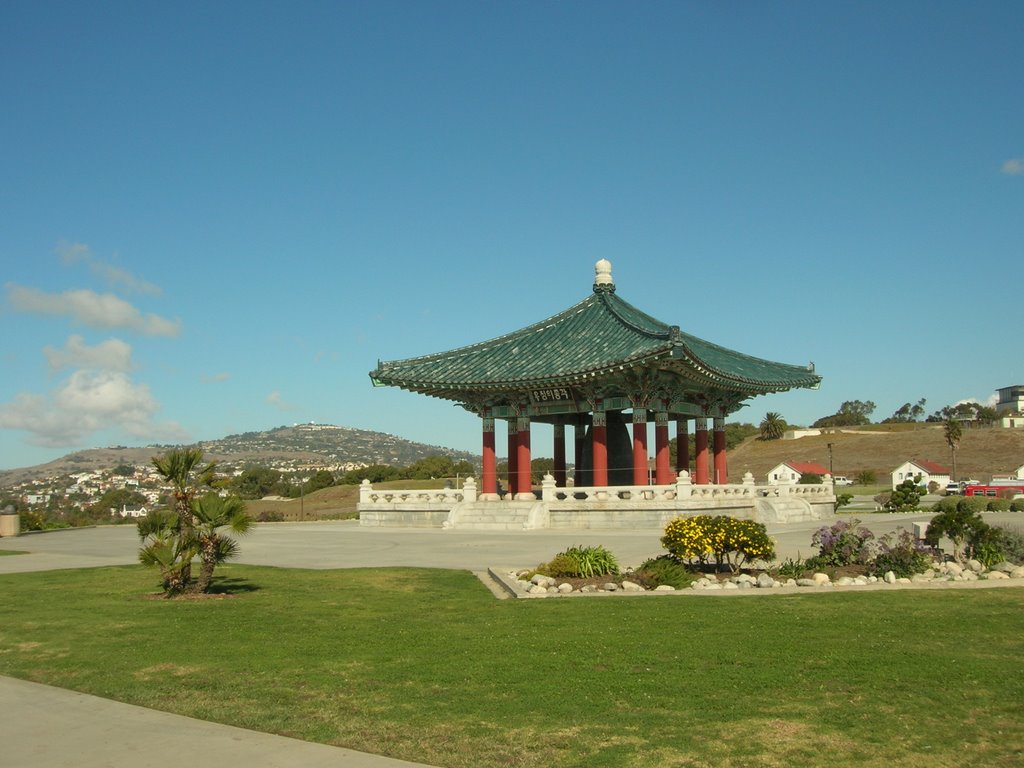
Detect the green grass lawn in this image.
<box><xmin>2</xmin><ymin>565</ymin><xmax>1022</xmax><ymax>768</ymax></box>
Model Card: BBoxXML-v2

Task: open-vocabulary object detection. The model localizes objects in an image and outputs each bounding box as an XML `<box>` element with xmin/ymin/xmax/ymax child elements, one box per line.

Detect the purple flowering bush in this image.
<box><xmin>806</xmin><ymin>518</ymin><xmax>876</xmax><ymax>569</ymax></box>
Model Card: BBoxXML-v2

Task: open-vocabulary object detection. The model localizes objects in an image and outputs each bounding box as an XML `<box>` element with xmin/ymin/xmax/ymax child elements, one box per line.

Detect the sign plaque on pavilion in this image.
<box><xmin>370</xmin><ymin>260</ymin><xmax>821</xmax><ymax>501</ymax></box>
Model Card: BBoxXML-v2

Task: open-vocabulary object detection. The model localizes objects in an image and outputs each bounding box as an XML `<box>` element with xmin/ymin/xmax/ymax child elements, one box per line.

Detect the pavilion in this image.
<box><xmin>369</xmin><ymin>260</ymin><xmax>822</xmax><ymax>512</ymax></box>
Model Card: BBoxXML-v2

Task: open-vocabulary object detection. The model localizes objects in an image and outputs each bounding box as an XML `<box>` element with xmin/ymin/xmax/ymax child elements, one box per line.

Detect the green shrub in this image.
<box><xmin>956</xmin><ymin>496</ymin><xmax>989</xmax><ymax>515</ymax></box>
<box><xmin>931</xmin><ymin>496</ymin><xmax>959</xmax><ymax>514</ymax></box>
<box><xmin>994</xmin><ymin>525</ymin><xmax>1024</xmax><ymax>564</ymax></box>
<box><xmin>632</xmin><ymin>555</ymin><xmax>696</xmax><ymax>589</ymax></box>
<box><xmin>774</xmin><ymin>557</ymin><xmax>806</xmax><ymax>580</ymax></box>
<box><xmin>661</xmin><ymin>515</ymin><xmax>775</xmax><ymax>573</ymax></box>
<box><xmin>925</xmin><ymin>503</ymin><xmax>989</xmax><ymax>563</ymax></box>
<box><xmin>1010</xmin><ymin>500</ymin><xmax>1024</xmax><ymax>513</ymax></box>
<box><xmin>885</xmin><ymin>478</ymin><xmax>926</xmax><ymax>513</ymax></box>
<box><xmin>872</xmin><ymin>527</ymin><xmax>933</xmax><ymax>577</ymax></box>
<box><xmin>969</xmin><ymin>526</ymin><xmax>1005</xmax><ymax>567</ymax></box>
<box><xmin>987</xmin><ymin>498</ymin><xmax>1012</xmax><ymax>512</ymax></box>
<box><xmin>855</xmin><ymin>469</ymin><xmax>877</xmax><ymax>485</ymax></box>
<box><xmin>539</xmin><ymin>545</ymin><xmax>620</xmax><ymax>578</ymax></box>
<box><xmin>256</xmin><ymin>510</ymin><xmax>285</xmax><ymax>522</ymax></box>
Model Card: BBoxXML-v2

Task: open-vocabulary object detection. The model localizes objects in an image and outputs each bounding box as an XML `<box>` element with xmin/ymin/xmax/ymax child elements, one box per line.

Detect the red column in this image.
<box><xmin>516</xmin><ymin>415</ymin><xmax>532</xmax><ymax>498</ymax></box>
<box><xmin>676</xmin><ymin>418</ymin><xmax>689</xmax><ymax>476</ymax></box>
<box><xmin>552</xmin><ymin>419</ymin><xmax>566</xmax><ymax>487</ymax></box>
<box><xmin>481</xmin><ymin>413</ymin><xmax>497</xmax><ymax>495</ymax></box>
<box><xmin>632</xmin><ymin>409</ymin><xmax>648</xmax><ymax>486</ymax></box>
<box><xmin>655</xmin><ymin>411</ymin><xmax>671</xmax><ymax>485</ymax></box>
<box><xmin>694</xmin><ymin>417</ymin><xmax>709</xmax><ymax>485</ymax></box>
<box><xmin>713</xmin><ymin>417</ymin><xmax>727</xmax><ymax>485</ymax></box>
<box><xmin>592</xmin><ymin>411</ymin><xmax>609</xmax><ymax>487</ymax></box>
<box><xmin>506</xmin><ymin>420</ymin><xmax>518</xmax><ymax>495</ymax></box>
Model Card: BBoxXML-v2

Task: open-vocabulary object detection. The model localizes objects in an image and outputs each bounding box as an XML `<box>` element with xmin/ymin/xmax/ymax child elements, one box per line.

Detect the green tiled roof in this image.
<box><xmin>370</xmin><ymin>282</ymin><xmax>821</xmax><ymax>401</ymax></box>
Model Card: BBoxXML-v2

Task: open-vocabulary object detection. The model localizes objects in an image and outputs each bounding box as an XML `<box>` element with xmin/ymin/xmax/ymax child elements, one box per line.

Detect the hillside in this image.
<box><xmin>0</xmin><ymin>423</ymin><xmax>476</xmax><ymax>488</ymax></box>
<box><xmin>728</xmin><ymin>425</ymin><xmax>1024</xmax><ymax>482</ymax></box>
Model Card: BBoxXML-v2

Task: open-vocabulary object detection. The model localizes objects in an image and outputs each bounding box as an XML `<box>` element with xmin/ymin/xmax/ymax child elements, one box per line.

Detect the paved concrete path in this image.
<box><xmin>4</xmin><ymin>510</ymin><xmax>1002</xmax><ymax>575</ymax></box>
<box><xmin>0</xmin><ymin>676</ymin><xmax>437</xmax><ymax>768</ymax></box>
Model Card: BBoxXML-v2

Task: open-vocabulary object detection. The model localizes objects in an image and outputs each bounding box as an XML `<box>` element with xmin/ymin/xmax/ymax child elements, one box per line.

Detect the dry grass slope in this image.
<box><xmin>728</xmin><ymin>425</ymin><xmax>1024</xmax><ymax>482</ymax></box>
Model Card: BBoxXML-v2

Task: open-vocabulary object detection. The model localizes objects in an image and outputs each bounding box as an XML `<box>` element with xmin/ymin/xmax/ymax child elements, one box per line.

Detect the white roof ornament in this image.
<box><xmin>594</xmin><ymin>259</ymin><xmax>614</xmax><ymax>292</ymax></box>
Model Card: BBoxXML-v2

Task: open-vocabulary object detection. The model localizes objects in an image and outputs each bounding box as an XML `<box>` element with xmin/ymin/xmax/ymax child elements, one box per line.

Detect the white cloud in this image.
<box><xmin>1002</xmin><ymin>158</ymin><xmax>1023</xmax><ymax>176</ymax></box>
<box><xmin>6</xmin><ymin>283</ymin><xmax>181</xmax><ymax>337</ymax></box>
<box><xmin>56</xmin><ymin>240</ymin><xmax>161</xmax><ymax>295</ymax></box>
<box><xmin>0</xmin><ymin>370</ymin><xmax>188</xmax><ymax>447</ymax></box>
<box><xmin>44</xmin><ymin>335</ymin><xmax>134</xmax><ymax>373</ymax></box>
<box><xmin>266</xmin><ymin>390</ymin><xmax>300</xmax><ymax>412</ymax></box>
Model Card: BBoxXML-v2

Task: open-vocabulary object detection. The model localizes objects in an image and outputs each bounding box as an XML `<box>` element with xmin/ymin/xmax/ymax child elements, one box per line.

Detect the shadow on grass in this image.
<box><xmin>206</xmin><ymin>576</ymin><xmax>261</xmax><ymax>595</ymax></box>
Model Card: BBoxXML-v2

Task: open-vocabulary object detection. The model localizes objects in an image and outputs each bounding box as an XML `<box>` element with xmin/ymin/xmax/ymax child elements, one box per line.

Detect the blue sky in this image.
<box><xmin>1</xmin><ymin>1</ymin><xmax>1021</xmax><ymax>471</ymax></box>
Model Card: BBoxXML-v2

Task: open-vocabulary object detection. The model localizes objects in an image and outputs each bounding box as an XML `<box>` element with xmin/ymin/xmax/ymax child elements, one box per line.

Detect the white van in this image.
<box><xmin>833</xmin><ymin>476</ymin><xmax>853</xmax><ymax>486</ymax></box>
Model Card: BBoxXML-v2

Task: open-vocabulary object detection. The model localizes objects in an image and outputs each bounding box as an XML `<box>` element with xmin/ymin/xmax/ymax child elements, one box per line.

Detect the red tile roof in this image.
<box><xmin>907</xmin><ymin>459</ymin><xmax>950</xmax><ymax>474</ymax></box>
<box><xmin>786</xmin><ymin>462</ymin><xmax>831</xmax><ymax>476</ymax></box>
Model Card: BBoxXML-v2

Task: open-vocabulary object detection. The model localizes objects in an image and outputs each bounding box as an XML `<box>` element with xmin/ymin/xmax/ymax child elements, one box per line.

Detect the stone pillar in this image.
<box><xmin>713</xmin><ymin>417</ymin><xmax>728</xmax><ymax>485</ymax></box>
<box><xmin>676</xmin><ymin>417</ymin><xmax>690</xmax><ymax>475</ymax></box>
<box><xmin>552</xmin><ymin>419</ymin><xmax>567</xmax><ymax>487</ymax></box>
<box><xmin>694</xmin><ymin>417</ymin><xmax>710</xmax><ymax>485</ymax></box>
<box><xmin>516</xmin><ymin>414</ymin><xmax>533</xmax><ymax>499</ymax></box>
<box><xmin>507</xmin><ymin>419</ymin><xmax>518</xmax><ymax>496</ymax></box>
<box><xmin>481</xmin><ymin>414</ymin><xmax>497</xmax><ymax>496</ymax></box>
<box><xmin>632</xmin><ymin>409</ymin><xmax>649</xmax><ymax>486</ymax></box>
<box><xmin>655</xmin><ymin>411</ymin><xmax>672</xmax><ymax>485</ymax></box>
<box><xmin>592</xmin><ymin>409</ymin><xmax>609</xmax><ymax>487</ymax></box>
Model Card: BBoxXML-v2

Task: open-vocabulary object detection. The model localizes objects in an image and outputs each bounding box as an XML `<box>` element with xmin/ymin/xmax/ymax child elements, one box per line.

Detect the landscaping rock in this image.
<box><xmin>602</xmin><ymin>583</ymin><xmax>618</xmax><ymax>592</ymax></box>
<box><xmin>986</xmin><ymin>571</ymin><xmax>1009</xmax><ymax>580</ymax></box>
<box><xmin>993</xmin><ymin>561</ymin><xmax>1017</xmax><ymax>574</ymax></box>
<box><xmin>967</xmin><ymin>559</ymin><xmax>984</xmax><ymax>573</ymax></box>
<box><xmin>812</xmin><ymin>572</ymin><xmax>831</xmax><ymax>585</ymax></box>
<box><xmin>722</xmin><ymin>581</ymin><xmax>739</xmax><ymax>590</ymax></box>
<box><xmin>796</xmin><ymin>578</ymin><xmax>818</xmax><ymax>587</ymax></box>
<box><xmin>1011</xmin><ymin>567</ymin><xmax>1024</xmax><ymax>579</ymax></box>
<box><xmin>654</xmin><ymin>585</ymin><xmax>675</xmax><ymax>592</ymax></box>
<box><xmin>884</xmin><ymin>571</ymin><xmax>897</xmax><ymax>584</ymax></box>
<box><xmin>620</xmin><ymin>580</ymin><xmax>644</xmax><ymax>592</ymax></box>
<box><xmin>557</xmin><ymin>582</ymin><xmax>574</xmax><ymax>593</ymax></box>
<box><xmin>945</xmin><ymin>562</ymin><xmax>964</xmax><ymax>576</ymax></box>
<box><xmin>528</xmin><ymin>584</ymin><xmax>548</xmax><ymax>595</ymax></box>
<box><xmin>756</xmin><ymin>573</ymin><xmax>775</xmax><ymax>589</ymax></box>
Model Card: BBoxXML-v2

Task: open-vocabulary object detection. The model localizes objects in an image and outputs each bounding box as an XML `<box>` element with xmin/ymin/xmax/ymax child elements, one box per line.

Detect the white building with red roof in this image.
<box><xmin>891</xmin><ymin>459</ymin><xmax>950</xmax><ymax>491</ymax></box>
<box><xmin>766</xmin><ymin>461</ymin><xmax>831</xmax><ymax>485</ymax></box>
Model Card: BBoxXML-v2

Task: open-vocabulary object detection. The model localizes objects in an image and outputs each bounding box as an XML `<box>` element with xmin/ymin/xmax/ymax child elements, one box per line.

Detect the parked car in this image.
<box><xmin>944</xmin><ymin>482</ymin><xmax>961</xmax><ymax>495</ymax></box>
<box><xmin>833</xmin><ymin>476</ymin><xmax>853</xmax><ymax>486</ymax></box>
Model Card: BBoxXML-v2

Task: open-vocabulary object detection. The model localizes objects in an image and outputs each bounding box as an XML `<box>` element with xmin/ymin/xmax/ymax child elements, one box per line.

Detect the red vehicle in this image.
<box><xmin>963</xmin><ymin>484</ymin><xmax>1024</xmax><ymax>498</ymax></box>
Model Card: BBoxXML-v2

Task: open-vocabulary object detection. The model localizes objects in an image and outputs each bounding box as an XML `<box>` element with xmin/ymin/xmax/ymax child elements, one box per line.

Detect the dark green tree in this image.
<box><xmin>885</xmin><ymin>476</ymin><xmax>925</xmax><ymax>513</ymax></box>
<box><xmin>813</xmin><ymin>400</ymin><xmax>875</xmax><ymax>428</ymax></box>
<box><xmin>924</xmin><ymin>501</ymin><xmax>989</xmax><ymax>564</ymax></box>
<box><xmin>943</xmin><ymin>417</ymin><xmax>962</xmax><ymax>480</ymax></box>
<box><xmin>191</xmin><ymin>493</ymin><xmax>253</xmax><ymax>593</ymax></box>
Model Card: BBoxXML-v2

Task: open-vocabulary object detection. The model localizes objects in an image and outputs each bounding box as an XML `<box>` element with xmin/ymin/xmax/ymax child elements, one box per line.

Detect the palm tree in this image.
<box><xmin>759</xmin><ymin>412</ymin><xmax>787</xmax><ymax>441</ymax></box>
<box><xmin>150</xmin><ymin>448</ymin><xmax>217</xmax><ymax>588</ymax></box>
<box><xmin>944</xmin><ymin>417</ymin><xmax>962</xmax><ymax>481</ymax></box>
<box><xmin>191</xmin><ymin>493</ymin><xmax>253</xmax><ymax>593</ymax></box>
<box><xmin>138</xmin><ymin>511</ymin><xmax>196</xmax><ymax>596</ymax></box>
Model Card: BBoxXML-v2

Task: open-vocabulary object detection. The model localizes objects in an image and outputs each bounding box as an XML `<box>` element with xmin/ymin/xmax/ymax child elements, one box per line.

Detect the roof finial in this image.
<box><xmin>593</xmin><ymin>259</ymin><xmax>615</xmax><ymax>293</ymax></box>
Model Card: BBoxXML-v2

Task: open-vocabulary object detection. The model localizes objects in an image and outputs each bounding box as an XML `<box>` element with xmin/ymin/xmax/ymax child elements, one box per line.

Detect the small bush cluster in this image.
<box><xmin>806</xmin><ymin>518</ymin><xmax>875</xmax><ymax>569</ymax></box>
<box><xmin>632</xmin><ymin>555</ymin><xmax>696</xmax><ymax>590</ymax></box>
<box><xmin>537</xmin><ymin>545</ymin><xmax>620</xmax><ymax>578</ymax></box>
<box><xmin>873</xmin><ymin>528</ymin><xmax>933</xmax><ymax>577</ymax></box>
<box><xmin>803</xmin><ymin>519</ymin><xmax>933</xmax><ymax>577</ymax></box>
<box><xmin>661</xmin><ymin>515</ymin><xmax>775</xmax><ymax>573</ymax></box>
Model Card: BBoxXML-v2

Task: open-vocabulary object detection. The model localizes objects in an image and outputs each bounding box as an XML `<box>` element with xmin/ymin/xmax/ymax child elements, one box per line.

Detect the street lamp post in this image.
<box><xmin>827</xmin><ymin>442</ymin><xmax>835</xmax><ymax>498</ymax></box>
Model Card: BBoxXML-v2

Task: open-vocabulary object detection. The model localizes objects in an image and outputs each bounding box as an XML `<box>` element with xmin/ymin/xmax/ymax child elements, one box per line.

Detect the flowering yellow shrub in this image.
<box><xmin>661</xmin><ymin>515</ymin><xmax>776</xmax><ymax>573</ymax></box>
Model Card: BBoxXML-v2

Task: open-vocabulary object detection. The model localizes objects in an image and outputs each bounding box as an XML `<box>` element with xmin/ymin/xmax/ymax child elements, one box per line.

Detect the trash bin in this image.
<box><xmin>0</xmin><ymin>505</ymin><xmax>19</xmax><ymax>537</ymax></box>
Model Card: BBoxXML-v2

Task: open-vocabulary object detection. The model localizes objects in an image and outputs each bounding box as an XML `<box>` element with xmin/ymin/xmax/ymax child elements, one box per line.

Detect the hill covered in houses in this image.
<box><xmin>0</xmin><ymin>423</ymin><xmax>475</xmax><ymax>492</ymax></box>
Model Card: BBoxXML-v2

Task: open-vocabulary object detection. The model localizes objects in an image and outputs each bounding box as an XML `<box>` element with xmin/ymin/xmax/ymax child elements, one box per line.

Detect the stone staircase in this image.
<box><xmin>444</xmin><ymin>501</ymin><xmax>541</xmax><ymax>530</ymax></box>
<box><xmin>754</xmin><ymin>495</ymin><xmax>822</xmax><ymax>524</ymax></box>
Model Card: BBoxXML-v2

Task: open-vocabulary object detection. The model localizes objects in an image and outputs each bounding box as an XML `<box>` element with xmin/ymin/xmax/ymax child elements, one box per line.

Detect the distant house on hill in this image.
<box><xmin>996</xmin><ymin>385</ymin><xmax>1024</xmax><ymax>428</ymax></box>
<box><xmin>767</xmin><ymin>461</ymin><xmax>831</xmax><ymax>485</ymax></box>
<box><xmin>891</xmin><ymin>459</ymin><xmax>950</xmax><ymax>491</ymax></box>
